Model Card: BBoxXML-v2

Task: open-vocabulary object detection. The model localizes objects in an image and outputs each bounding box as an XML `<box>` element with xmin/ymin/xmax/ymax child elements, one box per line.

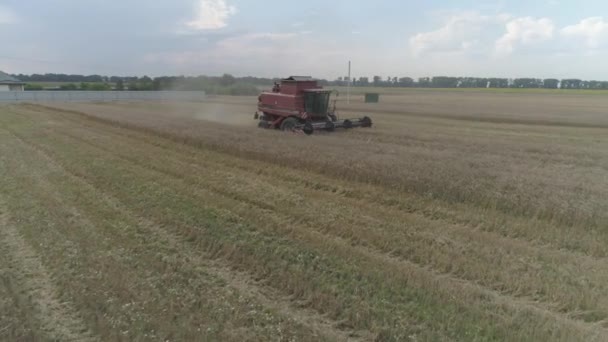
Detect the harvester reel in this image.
<box><xmin>280</xmin><ymin>117</ymin><xmax>299</xmax><ymax>131</ymax></box>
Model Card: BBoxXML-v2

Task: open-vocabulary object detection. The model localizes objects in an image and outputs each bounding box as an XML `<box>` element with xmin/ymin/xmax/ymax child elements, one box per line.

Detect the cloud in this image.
<box><xmin>409</xmin><ymin>12</ymin><xmax>509</xmax><ymax>56</ymax></box>
<box><xmin>143</xmin><ymin>31</ymin><xmax>350</xmax><ymax>77</ymax></box>
<box><xmin>0</xmin><ymin>5</ymin><xmax>17</xmax><ymax>24</ymax></box>
<box><xmin>495</xmin><ymin>17</ymin><xmax>555</xmax><ymax>54</ymax></box>
<box><xmin>186</xmin><ymin>0</ymin><xmax>236</xmax><ymax>30</ymax></box>
<box><xmin>562</xmin><ymin>17</ymin><xmax>608</xmax><ymax>49</ymax></box>
<box><xmin>145</xmin><ymin>32</ymin><xmax>299</xmax><ymax>67</ymax></box>
<box><xmin>146</xmin><ymin>32</ymin><xmax>303</xmax><ymax>65</ymax></box>
<box><xmin>410</xmin><ymin>13</ymin><xmax>558</xmax><ymax>57</ymax></box>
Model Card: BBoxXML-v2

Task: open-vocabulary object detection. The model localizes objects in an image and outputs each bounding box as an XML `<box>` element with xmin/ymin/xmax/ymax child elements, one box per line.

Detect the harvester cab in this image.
<box><xmin>254</xmin><ymin>76</ymin><xmax>372</xmax><ymax>135</ymax></box>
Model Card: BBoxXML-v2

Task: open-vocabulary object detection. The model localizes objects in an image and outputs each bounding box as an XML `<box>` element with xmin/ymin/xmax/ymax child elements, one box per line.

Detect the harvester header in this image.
<box><xmin>254</xmin><ymin>76</ymin><xmax>372</xmax><ymax>135</ymax></box>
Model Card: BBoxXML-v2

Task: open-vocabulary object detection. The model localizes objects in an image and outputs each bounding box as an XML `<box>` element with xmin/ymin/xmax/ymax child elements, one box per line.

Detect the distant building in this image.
<box><xmin>0</xmin><ymin>71</ymin><xmax>25</xmax><ymax>91</ymax></box>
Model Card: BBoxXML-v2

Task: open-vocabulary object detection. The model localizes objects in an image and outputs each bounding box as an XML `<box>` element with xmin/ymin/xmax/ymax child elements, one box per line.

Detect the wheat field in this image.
<box><xmin>1</xmin><ymin>90</ymin><xmax>607</xmax><ymax>341</ymax></box>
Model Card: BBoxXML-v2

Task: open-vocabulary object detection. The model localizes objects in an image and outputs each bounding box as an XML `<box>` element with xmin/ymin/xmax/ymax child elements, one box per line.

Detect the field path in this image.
<box><xmin>0</xmin><ymin>195</ymin><xmax>98</xmax><ymax>342</ymax></box>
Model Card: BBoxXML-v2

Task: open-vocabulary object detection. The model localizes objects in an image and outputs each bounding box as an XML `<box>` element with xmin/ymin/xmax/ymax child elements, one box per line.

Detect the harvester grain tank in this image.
<box><xmin>254</xmin><ymin>76</ymin><xmax>372</xmax><ymax>135</ymax></box>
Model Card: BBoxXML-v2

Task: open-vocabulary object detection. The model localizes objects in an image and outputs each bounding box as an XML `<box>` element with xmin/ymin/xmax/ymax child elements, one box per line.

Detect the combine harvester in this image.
<box><xmin>254</xmin><ymin>76</ymin><xmax>372</xmax><ymax>135</ymax></box>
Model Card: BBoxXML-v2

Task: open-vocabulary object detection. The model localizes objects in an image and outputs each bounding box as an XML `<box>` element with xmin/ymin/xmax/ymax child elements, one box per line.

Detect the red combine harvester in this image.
<box><xmin>254</xmin><ymin>76</ymin><xmax>372</xmax><ymax>135</ymax></box>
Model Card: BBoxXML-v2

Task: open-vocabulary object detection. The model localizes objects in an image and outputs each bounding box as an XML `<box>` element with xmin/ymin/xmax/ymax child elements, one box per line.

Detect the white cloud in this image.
<box><xmin>562</xmin><ymin>17</ymin><xmax>608</xmax><ymax>49</ymax></box>
<box><xmin>410</xmin><ymin>13</ymin><xmax>558</xmax><ymax>58</ymax></box>
<box><xmin>186</xmin><ymin>0</ymin><xmax>236</xmax><ymax>30</ymax></box>
<box><xmin>143</xmin><ymin>31</ymin><xmax>352</xmax><ymax>77</ymax></box>
<box><xmin>409</xmin><ymin>12</ymin><xmax>509</xmax><ymax>56</ymax></box>
<box><xmin>145</xmin><ymin>32</ymin><xmax>299</xmax><ymax>67</ymax></box>
<box><xmin>495</xmin><ymin>17</ymin><xmax>555</xmax><ymax>54</ymax></box>
<box><xmin>0</xmin><ymin>5</ymin><xmax>17</xmax><ymax>24</ymax></box>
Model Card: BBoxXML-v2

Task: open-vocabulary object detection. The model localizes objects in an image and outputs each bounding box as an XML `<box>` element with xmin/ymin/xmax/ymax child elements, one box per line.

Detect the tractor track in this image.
<box><xmin>11</xmin><ymin>109</ymin><xmax>608</xmax><ymax>339</ymax></box>
<box><xmin>0</xmin><ymin>195</ymin><xmax>98</xmax><ymax>342</ymax></box>
<box><xmin>4</xmin><ymin>122</ymin><xmax>369</xmax><ymax>342</ymax></box>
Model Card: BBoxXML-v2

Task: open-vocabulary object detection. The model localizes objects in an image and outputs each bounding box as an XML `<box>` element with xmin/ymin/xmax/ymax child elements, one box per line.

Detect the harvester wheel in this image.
<box><xmin>280</xmin><ymin>117</ymin><xmax>299</xmax><ymax>131</ymax></box>
<box><xmin>258</xmin><ymin>121</ymin><xmax>270</xmax><ymax>129</ymax></box>
<box><xmin>361</xmin><ymin>116</ymin><xmax>372</xmax><ymax>128</ymax></box>
<box><xmin>343</xmin><ymin>119</ymin><xmax>353</xmax><ymax>129</ymax></box>
<box><xmin>303</xmin><ymin>122</ymin><xmax>314</xmax><ymax>135</ymax></box>
<box><xmin>325</xmin><ymin>120</ymin><xmax>335</xmax><ymax>132</ymax></box>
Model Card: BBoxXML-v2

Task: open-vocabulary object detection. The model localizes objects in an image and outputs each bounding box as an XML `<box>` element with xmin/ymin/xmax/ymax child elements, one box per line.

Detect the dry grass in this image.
<box><xmin>1</xmin><ymin>90</ymin><xmax>607</xmax><ymax>341</ymax></box>
<box><xmin>47</xmin><ymin>95</ymin><xmax>608</xmax><ymax>231</ymax></box>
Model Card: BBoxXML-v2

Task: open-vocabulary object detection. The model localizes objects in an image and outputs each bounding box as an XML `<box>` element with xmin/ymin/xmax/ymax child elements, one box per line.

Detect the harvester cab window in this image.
<box><xmin>304</xmin><ymin>92</ymin><xmax>330</xmax><ymax>115</ymax></box>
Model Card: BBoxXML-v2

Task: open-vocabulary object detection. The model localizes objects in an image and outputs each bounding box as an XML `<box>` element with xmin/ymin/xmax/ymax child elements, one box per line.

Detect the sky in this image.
<box><xmin>1</xmin><ymin>0</ymin><xmax>608</xmax><ymax>79</ymax></box>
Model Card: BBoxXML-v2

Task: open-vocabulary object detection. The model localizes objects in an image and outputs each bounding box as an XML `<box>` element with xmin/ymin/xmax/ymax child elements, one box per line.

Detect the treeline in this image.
<box><xmin>13</xmin><ymin>73</ymin><xmax>268</xmax><ymax>95</ymax></box>
<box><xmin>333</xmin><ymin>76</ymin><xmax>608</xmax><ymax>89</ymax></box>
<box><xmin>13</xmin><ymin>73</ymin><xmax>608</xmax><ymax>90</ymax></box>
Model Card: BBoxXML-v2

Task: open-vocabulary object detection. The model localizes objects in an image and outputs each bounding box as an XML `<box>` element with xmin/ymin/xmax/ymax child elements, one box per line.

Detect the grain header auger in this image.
<box><xmin>254</xmin><ymin>76</ymin><xmax>372</xmax><ymax>135</ymax></box>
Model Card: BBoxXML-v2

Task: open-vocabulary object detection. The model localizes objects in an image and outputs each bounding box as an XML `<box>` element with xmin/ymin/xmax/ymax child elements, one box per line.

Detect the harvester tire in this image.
<box><xmin>280</xmin><ymin>117</ymin><xmax>299</xmax><ymax>131</ymax></box>
<box><xmin>325</xmin><ymin>120</ymin><xmax>335</xmax><ymax>132</ymax></box>
<box><xmin>303</xmin><ymin>122</ymin><xmax>314</xmax><ymax>135</ymax></box>
<box><xmin>343</xmin><ymin>119</ymin><xmax>353</xmax><ymax>129</ymax></box>
<box><xmin>361</xmin><ymin>116</ymin><xmax>372</xmax><ymax>128</ymax></box>
<box><xmin>258</xmin><ymin>121</ymin><xmax>270</xmax><ymax>129</ymax></box>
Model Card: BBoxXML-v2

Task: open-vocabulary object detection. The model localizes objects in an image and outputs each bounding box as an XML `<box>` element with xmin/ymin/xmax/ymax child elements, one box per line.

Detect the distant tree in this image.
<box><xmin>317</xmin><ymin>79</ymin><xmax>330</xmax><ymax>86</ymax></box>
<box><xmin>115</xmin><ymin>79</ymin><xmax>125</xmax><ymax>90</ymax></box>
<box><xmin>333</xmin><ymin>77</ymin><xmax>345</xmax><ymax>87</ymax></box>
<box><xmin>561</xmin><ymin>79</ymin><xmax>582</xmax><ymax>89</ymax></box>
<box><xmin>398</xmin><ymin>77</ymin><xmax>414</xmax><ymax>87</ymax></box>
<box><xmin>373</xmin><ymin>76</ymin><xmax>382</xmax><ymax>86</ymax></box>
<box><xmin>513</xmin><ymin>78</ymin><xmax>542</xmax><ymax>88</ymax></box>
<box><xmin>59</xmin><ymin>83</ymin><xmax>78</xmax><ymax>90</ymax></box>
<box><xmin>487</xmin><ymin>78</ymin><xmax>509</xmax><ymax>88</ymax></box>
<box><xmin>543</xmin><ymin>79</ymin><xmax>559</xmax><ymax>89</ymax></box>
<box><xmin>89</xmin><ymin>83</ymin><xmax>111</xmax><ymax>91</ymax></box>
<box><xmin>418</xmin><ymin>77</ymin><xmax>431</xmax><ymax>88</ymax></box>
<box><xmin>385</xmin><ymin>76</ymin><xmax>393</xmax><ymax>86</ymax></box>
<box><xmin>84</xmin><ymin>75</ymin><xmax>104</xmax><ymax>83</ymax></box>
<box><xmin>24</xmin><ymin>84</ymin><xmax>44</xmax><ymax>91</ymax></box>
<box><xmin>219</xmin><ymin>73</ymin><xmax>236</xmax><ymax>86</ymax></box>
<box><xmin>432</xmin><ymin>76</ymin><xmax>459</xmax><ymax>88</ymax></box>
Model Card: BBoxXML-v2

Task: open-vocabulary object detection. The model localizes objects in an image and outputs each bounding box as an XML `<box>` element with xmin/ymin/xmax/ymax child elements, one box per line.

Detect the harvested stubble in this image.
<box><xmin>1</xmin><ymin>91</ymin><xmax>607</xmax><ymax>341</ymax></box>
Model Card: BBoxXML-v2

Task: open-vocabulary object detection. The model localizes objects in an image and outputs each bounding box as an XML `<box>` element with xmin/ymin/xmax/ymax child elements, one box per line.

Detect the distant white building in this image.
<box><xmin>0</xmin><ymin>71</ymin><xmax>25</xmax><ymax>91</ymax></box>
